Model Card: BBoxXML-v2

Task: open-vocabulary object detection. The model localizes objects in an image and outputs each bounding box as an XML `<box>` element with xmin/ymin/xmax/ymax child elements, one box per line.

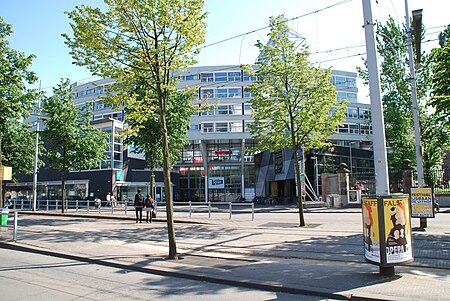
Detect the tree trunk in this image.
<box><xmin>159</xmin><ymin>98</ymin><xmax>178</xmax><ymax>260</ymax></box>
<box><xmin>149</xmin><ymin>156</ymin><xmax>155</xmax><ymax>199</ymax></box>
<box><xmin>293</xmin><ymin>146</ymin><xmax>306</xmax><ymax>227</ymax></box>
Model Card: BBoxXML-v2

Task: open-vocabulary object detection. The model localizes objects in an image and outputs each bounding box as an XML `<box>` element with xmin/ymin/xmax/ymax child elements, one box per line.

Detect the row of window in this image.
<box><xmin>345</xmin><ymin>107</ymin><xmax>370</xmax><ymax>120</ymax></box>
<box><xmin>199</xmin><ymin>121</ymin><xmax>245</xmax><ymax>133</ymax></box>
<box><xmin>178</xmin><ymin>71</ymin><xmax>258</xmax><ymax>82</ymax></box>
<box><xmin>331</xmin><ymin>76</ymin><xmax>356</xmax><ymax>88</ymax></box>
<box><xmin>199</xmin><ymin>87</ymin><xmax>253</xmax><ymax>99</ymax></box>
<box><xmin>200</xmin><ymin>104</ymin><xmax>252</xmax><ymax>116</ymax></box>
<box><xmin>338</xmin><ymin>123</ymin><xmax>372</xmax><ymax>135</ymax></box>
<box><xmin>75</xmin><ymin>83</ymin><xmax>121</xmax><ymax>98</ymax></box>
<box><xmin>337</xmin><ymin>92</ymin><xmax>357</xmax><ymax>103</ymax></box>
<box><xmin>93</xmin><ymin>112</ymin><xmax>124</xmax><ymax>122</ymax></box>
<box><xmin>180</xmin><ymin>72</ymin><xmax>357</xmax><ymax>90</ymax></box>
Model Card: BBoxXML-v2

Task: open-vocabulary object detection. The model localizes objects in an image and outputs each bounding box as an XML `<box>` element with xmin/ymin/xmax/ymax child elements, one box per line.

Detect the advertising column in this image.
<box><xmin>362</xmin><ymin>195</ymin><xmax>414</xmax><ymax>270</ymax></box>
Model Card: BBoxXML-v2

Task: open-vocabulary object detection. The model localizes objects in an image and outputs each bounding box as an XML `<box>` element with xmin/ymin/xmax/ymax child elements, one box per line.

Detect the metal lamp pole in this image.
<box><xmin>32</xmin><ymin>121</ymin><xmax>39</xmax><ymax>211</ymax></box>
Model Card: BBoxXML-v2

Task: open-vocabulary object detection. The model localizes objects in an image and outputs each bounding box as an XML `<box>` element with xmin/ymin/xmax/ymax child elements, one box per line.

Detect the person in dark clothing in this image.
<box><xmin>134</xmin><ymin>188</ymin><xmax>144</xmax><ymax>223</ymax></box>
<box><xmin>144</xmin><ymin>194</ymin><xmax>155</xmax><ymax>223</ymax></box>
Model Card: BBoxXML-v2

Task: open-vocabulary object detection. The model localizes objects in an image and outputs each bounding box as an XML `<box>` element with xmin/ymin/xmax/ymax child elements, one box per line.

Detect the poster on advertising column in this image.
<box><xmin>410</xmin><ymin>187</ymin><xmax>434</xmax><ymax>218</ymax></box>
<box><xmin>362</xmin><ymin>198</ymin><xmax>381</xmax><ymax>263</ymax></box>
<box><xmin>383</xmin><ymin>197</ymin><xmax>413</xmax><ymax>264</ymax></box>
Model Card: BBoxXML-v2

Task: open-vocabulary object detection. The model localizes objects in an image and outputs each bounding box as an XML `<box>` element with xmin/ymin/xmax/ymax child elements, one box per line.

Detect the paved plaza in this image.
<box><xmin>0</xmin><ymin>206</ymin><xmax>449</xmax><ymax>300</ymax></box>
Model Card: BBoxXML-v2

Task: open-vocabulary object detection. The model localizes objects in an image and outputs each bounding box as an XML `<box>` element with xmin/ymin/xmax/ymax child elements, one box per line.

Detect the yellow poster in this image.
<box><xmin>0</xmin><ymin>166</ymin><xmax>12</xmax><ymax>180</ymax></box>
<box><xmin>383</xmin><ymin>197</ymin><xmax>413</xmax><ymax>264</ymax></box>
<box><xmin>410</xmin><ymin>187</ymin><xmax>434</xmax><ymax>218</ymax></box>
<box><xmin>362</xmin><ymin>198</ymin><xmax>380</xmax><ymax>263</ymax></box>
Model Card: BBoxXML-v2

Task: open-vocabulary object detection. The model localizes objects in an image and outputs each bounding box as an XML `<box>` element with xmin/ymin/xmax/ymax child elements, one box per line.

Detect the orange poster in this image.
<box><xmin>362</xmin><ymin>198</ymin><xmax>380</xmax><ymax>263</ymax></box>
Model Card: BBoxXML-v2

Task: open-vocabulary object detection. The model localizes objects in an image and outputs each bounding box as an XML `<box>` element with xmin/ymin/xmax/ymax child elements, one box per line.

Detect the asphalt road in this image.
<box><xmin>0</xmin><ymin>247</ymin><xmax>325</xmax><ymax>301</ymax></box>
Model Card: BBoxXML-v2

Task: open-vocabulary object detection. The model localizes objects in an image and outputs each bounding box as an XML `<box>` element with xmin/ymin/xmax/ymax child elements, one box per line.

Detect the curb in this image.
<box><xmin>0</xmin><ymin>241</ymin><xmax>391</xmax><ymax>301</ymax></box>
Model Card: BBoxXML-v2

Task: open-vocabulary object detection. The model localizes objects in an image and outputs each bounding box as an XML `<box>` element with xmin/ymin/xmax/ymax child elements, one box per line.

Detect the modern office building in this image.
<box><xmin>8</xmin><ymin>66</ymin><xmax>374</xmax><ymax>204</ymax></box>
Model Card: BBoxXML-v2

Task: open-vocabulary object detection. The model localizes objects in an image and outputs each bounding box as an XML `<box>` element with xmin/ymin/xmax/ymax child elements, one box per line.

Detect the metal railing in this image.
<box><xmin>8</xmin><ymin>199</ymin><xmax>255</xmax><ymax>220</ymax></box>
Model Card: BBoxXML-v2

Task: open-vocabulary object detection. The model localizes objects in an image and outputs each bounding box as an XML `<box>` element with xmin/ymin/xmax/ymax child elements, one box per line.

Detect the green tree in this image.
<box><xmin>244</xmin><ymin>15</ymin><xmax>346</xmax><ymax>227</ymax></box>
<box><xmin>0</xmin><ymin>17</ymin><xmax>40</xmax><ymax>205</ymax></box>
<box><xmin>64</xmin><ymin>0</ymin><xmax>207</xmax><ymax>259</ymax></box>
<box><xmin>430</xmin><ymin>26</ymin><xmax>450</xmax><ymax>123</ymax></box>
<box><xmin>358</xmin><ymin>17</ymin><xmax>433</xmax><ymax>170</ymax></box>
<box><xmin>119</xmin><ymin>81</ymin><xmax>195</xmax><ymax>200</ymax></box>
<box><xmin>438</xmin><ymin>24</ymin><xmax>450</xmax><ymax>47</ymax></box>
<box><xmin>41</xmin><ymin>79</ymin><xmax>107</xmax><ymax>213</ymax></box>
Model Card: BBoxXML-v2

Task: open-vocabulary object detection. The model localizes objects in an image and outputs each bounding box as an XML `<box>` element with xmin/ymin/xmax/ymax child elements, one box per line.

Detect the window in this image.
<box><xmin>243</xmin><ymin>72</ymin><xmax>257</xmax><ymax>81</ymax></box>
<box><xmin>200</xmin><ymin>88</ymin><xmax>214</xmax><ymax>99</ymax></box>
<box><xmin>360</xmin><ymin>124</ymin><xmax>372</xmax><ymax>135</ymax></box>
<box><xmin>215</xmin><ymin>88</ymin><xmax>227</xmax><ymax>98</ymax></box>
<box><xmin>202</xmin><ymin>123</ymin><xmax>214</xmax><ymax>133</ymax></box>
<box><xmin>359</xmin><ymin>109</ymin><xmax>370</xmax><ymax>120</ymax></box>
<box><xmin>217</xmin><ymin>105</ymin><xmax>231</xmax><ymax>115</ymax></box>
<box><xmin>215</xmin><ymin>72</ymin><xmax>227</xmax><ymax>82</ymax></box>
<box><xmin>349</xmin><ymin>124</ymin><xmax>359</xmax><ymax>134</ymax></box>
<box><xmin>95</xmin><ymin>101</ymin><xmax>104</xmax><ymax>110</ymax></box>
<box><xmin>180</xmin><ymin>74</ymin><xmax>197</xmax><ymax>80</ymax></box>
<box><xmin>228</xmin><ymin>72</ymin><xmax>241</xmax><ymax>81</ymax></box>
<box><xmin>230</xmin><ymin>122</ymin><xmax>243</xmax><ymax>132</ymax></box>
<box><xmin>346</xmin><ymin>108</ymin><xmax>358</xmax><ymax>119</ymax></box>
<box><xmin>338</xmin><ymin>124</ymin><xmax>349</xmax><ymax>133</ymax></box>
<box><xmin>215</xmin><ymin>122</ymin><xmax>229</xmax><ymax>132</ymax></box>
<box><xmin>228</xmin><ymin>88</ymin><xmax>241</xmax><ymax>98</ymax></box>
<box><xmin>200</xmin><ymin>72</ymin><xmax>214</xmax><ymax>82</ymax></box>
<box><xmin>244</xmin><ymin>104</ymin><xmax>252</xmax><ymax>115</ymax></box>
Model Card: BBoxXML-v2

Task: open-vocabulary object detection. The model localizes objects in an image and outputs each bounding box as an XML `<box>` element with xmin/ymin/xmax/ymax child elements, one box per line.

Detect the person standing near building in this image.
<box><xmin>134</xmin><ymin>188</ymin><xmax>144</xmax><ymax>223</ymax></box>
<box><xmin>144</xmin><ymin>194</ymin><xmax>155</xmax><ymax>223</ymax></box>
<box><xmin>106</xmin><ymin>192</ymin><xmax>111</xmax><ymax>207</ymax></box>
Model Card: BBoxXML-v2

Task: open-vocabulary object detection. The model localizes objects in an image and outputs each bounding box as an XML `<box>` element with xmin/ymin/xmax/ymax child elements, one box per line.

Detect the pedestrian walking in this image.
<box><xmin>144</xmin><ymin>194</ymin><xmax>155</xmax><ymax>223</ymax></box>
<box><xmin>111</xmin><ymin>193</ymin><xmax>117</xmax><ymax>208</ymax></box>
<box><xmin>134</xmin><ymin>188</ymin><xmax>144</xmax><ymax>223</ymax></box>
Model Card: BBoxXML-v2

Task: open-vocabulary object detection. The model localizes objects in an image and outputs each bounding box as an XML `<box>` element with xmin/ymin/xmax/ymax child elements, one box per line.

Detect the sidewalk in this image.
<box><xmin>1</xmin><ymin>208</ymin><xmax>449</xmax><ymax>300</ymax></box>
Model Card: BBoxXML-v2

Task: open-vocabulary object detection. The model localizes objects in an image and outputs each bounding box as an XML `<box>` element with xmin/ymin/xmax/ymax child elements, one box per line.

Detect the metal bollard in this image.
<box><xmin>189</xmin><ymin>201</ymin><xmax>192</xmax><ymax>218</ymax></box>
<box><xmin>87</xmin><ymin>199</ymin><xmax>90</xmax><ymax>213</ymax></box>
<box><xmin>76</xmin><ymin>199</ymin><xmax>79</xmax><ymax>212</ymax></box>
<box><xmin>46</xmin><ymin>199</ymin><xmax>49</xmax><ymax>211</ymax></box>
<box><xmin>124</xmin><ymin>202</ymin><xmax>127</xmax><ymax>215</ymax></box>
<box><xmin>13</xmin><ymin>211</ymin><xmax>18</xmax><ymax>242</ymax></box>
<box><xmin>252</xmin><ymin>202</ymin><xmax>255</xmax><ymax>221</ymax></box>
<box><xmin>229</xmin><ymin>202</ymin><xmax>232</xmax><ymax>219</ymax></box>
<box><xmin>208</xmin><ymin>202</ymin><xmax>211</xmax><ymax>218</ymax></box>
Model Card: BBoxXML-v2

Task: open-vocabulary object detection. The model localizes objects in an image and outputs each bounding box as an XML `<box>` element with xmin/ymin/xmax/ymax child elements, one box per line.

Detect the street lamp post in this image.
<box><xmin>311</xmin><ymin>156</ymin><xmax>319</xmax><ymax>198</ymax></box>
<box><xmin>32</xmin><ymin>120</ymin><xmax>40</xmax><ymax>211</ymax></box>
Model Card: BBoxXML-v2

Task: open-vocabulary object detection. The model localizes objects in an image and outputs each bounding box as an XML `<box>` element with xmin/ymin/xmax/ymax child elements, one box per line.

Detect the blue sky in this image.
<box><xmin>1</xmin><ymin>0</ymin><xmax>449</xmax><ymax>100</ymax></box>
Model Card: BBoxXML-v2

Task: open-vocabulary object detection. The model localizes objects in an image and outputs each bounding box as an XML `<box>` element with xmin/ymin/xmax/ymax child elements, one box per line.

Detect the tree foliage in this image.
<box><xmin>359</xmin><ymin>16</ymin><xmax>435</xmax><ymax>170</ymax></box>
<box><xmin>119</xmin><ymin>81</ymin><xmax>195</xmax><ymax>197</ymax></box>
<box><xmin>64</xmin><ymin>0</ymin><xmax>207</xmax><ymax>259</ymax></box>
<box><xmin>41</xmin><ymin>79</ymin><xmax>107</xmax><ymax>213</ymax></box>
<box><xmin>430</xmin><ymin>26</ymin><xmax>450</xmax><ymax>123</ymax></box>
<box><xmin>244</xmin><ymin>15</ymin><xmax>346</xmax><ymax>226</ymax></box>
<box><xmin>0</xmin><ymin>17</ymin><xmax>40</xmax><ymax>176</ymax></box>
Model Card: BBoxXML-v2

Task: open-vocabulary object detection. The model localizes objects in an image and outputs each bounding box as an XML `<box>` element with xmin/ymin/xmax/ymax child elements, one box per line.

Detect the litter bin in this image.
<box><xmin>0</xmin><ymin>208</ymin><xmax>9</xmax><ymax>226</ymax></box>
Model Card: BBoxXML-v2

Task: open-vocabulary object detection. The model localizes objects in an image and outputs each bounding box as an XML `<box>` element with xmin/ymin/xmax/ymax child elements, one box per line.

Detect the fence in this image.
<box><xmin>350</xmin><ymin>167</ymin><xmax>450</xmax><ymax>194</ymax></box>
<box><xmin>6</xmin><ymin>199</ymin><xmax>255</xmax><ymax>220</ymax></box>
